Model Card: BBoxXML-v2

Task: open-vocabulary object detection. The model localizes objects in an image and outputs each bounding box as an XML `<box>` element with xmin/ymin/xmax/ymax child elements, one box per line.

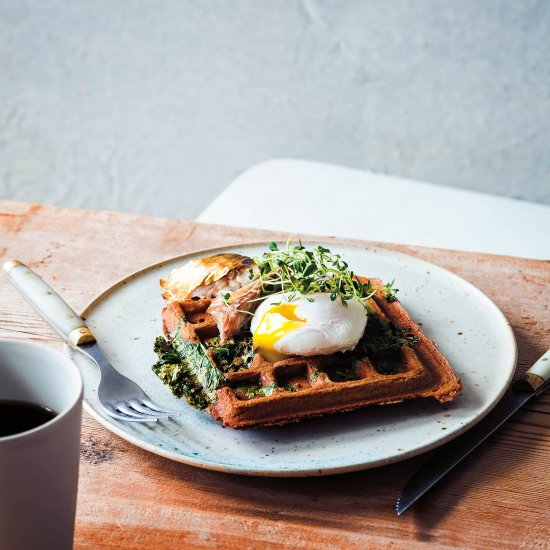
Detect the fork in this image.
<box><xmin>3</xmin><ymin>260</ymin><xmax>180</xmax><ymax>422</ymax></box>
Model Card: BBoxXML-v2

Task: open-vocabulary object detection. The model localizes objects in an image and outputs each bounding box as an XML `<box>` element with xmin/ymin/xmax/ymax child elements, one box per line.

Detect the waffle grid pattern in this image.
<box><xmin>161</xmin><ymin>282</ymin><xmax>462</xmax><ymax>428</ymax></box>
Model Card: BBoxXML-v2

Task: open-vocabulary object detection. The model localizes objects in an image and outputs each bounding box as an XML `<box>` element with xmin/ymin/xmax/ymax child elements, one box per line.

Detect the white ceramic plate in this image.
<box><xmin>69</xmin><ymin>243</ymin><xmax>517</xmax><ymax>476</ymax></box>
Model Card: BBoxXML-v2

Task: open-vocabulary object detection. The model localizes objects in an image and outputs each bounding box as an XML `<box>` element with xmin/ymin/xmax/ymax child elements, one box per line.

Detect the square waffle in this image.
<box><xmin>160</xmin><ymin>280</ymin><xmax>462</xmax><ymax>428</ymax></box>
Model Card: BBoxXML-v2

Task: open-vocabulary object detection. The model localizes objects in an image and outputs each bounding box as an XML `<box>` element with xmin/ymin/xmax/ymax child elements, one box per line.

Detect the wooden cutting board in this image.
<box><xmin>1</xmin><ymin>199</ymin><xmax>549</xmax><ymax>549</ymax></box>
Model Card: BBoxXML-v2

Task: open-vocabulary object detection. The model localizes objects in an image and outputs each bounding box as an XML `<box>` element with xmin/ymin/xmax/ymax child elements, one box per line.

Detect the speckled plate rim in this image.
<box><xmin>72</xmin><ymin>241</ymin><xmax>518</xmax><ymax>477</ymax></box>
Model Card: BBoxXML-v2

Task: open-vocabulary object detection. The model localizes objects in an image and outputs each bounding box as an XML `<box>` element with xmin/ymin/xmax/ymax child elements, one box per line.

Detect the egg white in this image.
<box><xmin>250</xmin><ymin>292</ymin><xmax>368</xmax><ymax>358</ymax></box>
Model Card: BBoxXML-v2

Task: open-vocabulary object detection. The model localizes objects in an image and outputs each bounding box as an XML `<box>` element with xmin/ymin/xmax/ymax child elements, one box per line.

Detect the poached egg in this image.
<box><xmin>250</xmin><ymin>293</ymin><xmax>368</xmax><ymax>362</ymax></box>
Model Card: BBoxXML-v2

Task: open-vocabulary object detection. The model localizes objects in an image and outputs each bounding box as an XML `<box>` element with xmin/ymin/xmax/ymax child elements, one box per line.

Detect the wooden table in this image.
<box><xmin>1</xmin><ymin>199</ymin><xmax>549</xmax><ymax>549</ymax></box>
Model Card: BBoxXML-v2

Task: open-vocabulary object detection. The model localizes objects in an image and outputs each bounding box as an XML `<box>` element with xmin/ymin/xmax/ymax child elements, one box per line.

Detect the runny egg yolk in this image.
<box><xmin>253</xmin><ymin>303</ymin><xmax>307</xmax><ymax>362</ymax></box>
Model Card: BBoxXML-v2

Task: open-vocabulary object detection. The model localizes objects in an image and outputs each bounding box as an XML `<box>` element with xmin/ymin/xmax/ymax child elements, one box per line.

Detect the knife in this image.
<box><xmin>396</xmin><ymin>349</ymin><xmax>550</xmax><ymax>515</ymax></box>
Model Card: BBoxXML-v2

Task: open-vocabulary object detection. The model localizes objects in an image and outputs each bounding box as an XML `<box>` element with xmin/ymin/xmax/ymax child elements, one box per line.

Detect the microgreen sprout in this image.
<box><xmin>253</xmin><ymin>240</ymin><xmax>376</xmax><ymax>308</ymax></box>
<box><xmin>383</xmin><ymin>279</ymin><xmax>399</xmax><ymax>302</ymax></box>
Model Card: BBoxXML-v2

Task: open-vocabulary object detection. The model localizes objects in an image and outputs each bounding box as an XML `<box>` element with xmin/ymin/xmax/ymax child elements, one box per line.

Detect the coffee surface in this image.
<box><xmin>0</xmin><ymin>400</ymin><xmax>57</xmax><ymax>437</ymax></box>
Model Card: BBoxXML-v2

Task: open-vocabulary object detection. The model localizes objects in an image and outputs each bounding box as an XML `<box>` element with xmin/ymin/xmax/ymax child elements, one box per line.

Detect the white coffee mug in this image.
<box><xmin>0</xmin><ymin>340</ymin><xmax>83</xmax><ymax>550</ymax></box>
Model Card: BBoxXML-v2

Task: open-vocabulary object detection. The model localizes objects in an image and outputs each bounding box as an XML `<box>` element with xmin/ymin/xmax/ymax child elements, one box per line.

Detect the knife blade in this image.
<box><xmin>396</xmin><ymin>349</ymin><xmax>550</xmax><ymax>515</ymax></box>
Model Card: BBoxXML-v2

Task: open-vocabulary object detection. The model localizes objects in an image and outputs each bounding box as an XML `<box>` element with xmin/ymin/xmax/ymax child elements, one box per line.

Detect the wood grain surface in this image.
<box><xmin>1</xmin><ymin>199</ymin><xmax>549</xmax><ymax>550</ymax></box>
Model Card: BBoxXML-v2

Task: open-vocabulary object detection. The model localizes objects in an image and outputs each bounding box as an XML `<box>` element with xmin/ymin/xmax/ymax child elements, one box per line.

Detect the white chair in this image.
<box><xmin>198</xmin><ymin>159</ymin><xmax>550</xmax><ymax>260</ymax></box>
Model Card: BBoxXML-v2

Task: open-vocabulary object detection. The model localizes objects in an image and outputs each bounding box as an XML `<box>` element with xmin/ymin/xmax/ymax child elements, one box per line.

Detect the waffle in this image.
<box><xmin>161</xmin><ymin>280</ymin><xmax>462</xmax><ymax>428</ymax></box>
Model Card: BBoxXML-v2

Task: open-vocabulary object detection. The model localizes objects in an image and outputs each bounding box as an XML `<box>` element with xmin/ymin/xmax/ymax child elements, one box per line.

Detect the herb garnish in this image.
<box><xmin>330</xmin><ymin>365</ymin><xmax>360</xmax><ymax>382</ymax></box>
<box><xmin>234</xmin><ymin>383</ymin><xmax>278</xmax><ymax>399</ymax></box>
<box><xmin>383</xmin><ymin>279</ymin><xmax>399</xmax><ymax>302</ymax></box>
<box><xmin>253</xmin><ymin>240</ymin><xmax>375</xmax><ymax>307</ymax></box>
<box><xmin>152</xmin><ymin>317</ymin><xmax>229</xmax><ymax>409</ymax></box>
<box><xmin>203</xmin><ymin>334</ymin><xmax>254</xmax><ymax>372</ymax></box>
<box><xmin>361</xmin><ymin>316</ymin><xmax>418</xmax><ymax>374</ymax></box>
<box><xmin>364</xmin><ymin>322</ymin><xmax>418</xmax><ymax>354</ymax></box>
<box><xmin>152</xmin><ymin>336</ymin><xmax>210</xmax><ymax>409</ymax></box>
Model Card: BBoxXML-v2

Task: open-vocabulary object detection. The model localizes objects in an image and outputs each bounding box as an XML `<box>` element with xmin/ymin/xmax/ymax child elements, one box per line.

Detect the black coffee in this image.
<box><xmin>0</xmin><ymin>400</ymin><xmax>57</xmax><ymax>437</ymax></box>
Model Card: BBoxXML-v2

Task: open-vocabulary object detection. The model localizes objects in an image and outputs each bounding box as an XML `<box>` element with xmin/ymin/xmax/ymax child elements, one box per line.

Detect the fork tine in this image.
<box><xmin>102</xmin><ymin>403</ymin><xmax>159</xmax><ymax>423</ymax></box>
<box><xmin>141</xmin><ymin>396</ymin><xmax>182</xmax><ymax>416</ymax></box>
<box><xmin>116</xmin><ymin>402</ymin><xmax>166</xmax><ymax>420</ymax></box>
<box><xmin>128</xmin><ymin>399</ymin><xmax>174</xmax><ymax>418</ymax></box>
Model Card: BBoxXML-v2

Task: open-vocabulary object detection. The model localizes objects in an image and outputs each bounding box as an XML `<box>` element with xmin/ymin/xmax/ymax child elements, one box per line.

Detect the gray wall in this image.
<box><xmin>1</xmin><ymin>0</ymin><xmax>549</xmax><ymax>219</ymax></box>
